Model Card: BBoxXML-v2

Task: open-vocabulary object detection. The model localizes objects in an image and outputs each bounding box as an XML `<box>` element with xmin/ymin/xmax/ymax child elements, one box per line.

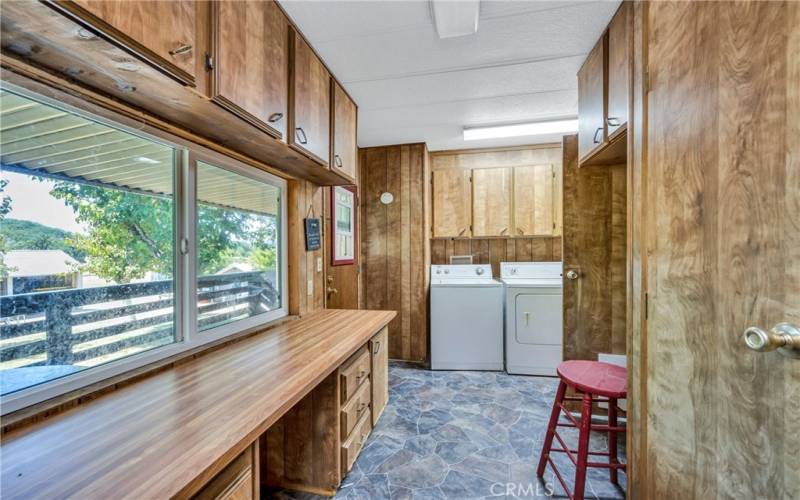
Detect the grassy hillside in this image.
<box><xmin>1</xmin><ymin>218</ymin><xmax>86</xmax><ymax>261</ymax></box>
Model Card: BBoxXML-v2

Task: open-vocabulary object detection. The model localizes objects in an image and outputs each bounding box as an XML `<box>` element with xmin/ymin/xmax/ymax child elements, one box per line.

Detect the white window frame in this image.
<box><xmin>0</xmin><ymin>81</ymin><xmax>288</xmax><ymax>415</ymax></box>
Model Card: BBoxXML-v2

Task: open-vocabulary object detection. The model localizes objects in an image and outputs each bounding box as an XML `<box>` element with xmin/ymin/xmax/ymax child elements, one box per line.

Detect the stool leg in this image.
<box><xmin>536</xmin><ymin>381</ymin><xmax>567</xmax><ymax>478</ymax></box>
<box><xmin>608</xmin><ymin>398</ymin><xmax>619</xmax><ymax>485</ymax></box>
<box><xmin>573</xmin><ymin>392</ymin><xmax>593</xmax><ymax>500</ymax></box>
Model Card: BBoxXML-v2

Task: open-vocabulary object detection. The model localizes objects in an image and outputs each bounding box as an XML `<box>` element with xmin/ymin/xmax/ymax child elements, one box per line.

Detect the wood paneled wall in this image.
<box><xmin>288</xmin><ymin>179</ymin><xmax>326</xmax><ymax>316</ymax></box>
<box><xmin>430</xmin><ymin>237</ymin><xmax>562</xmax><ymax>276</ymax></box>
<box><xmin>360</xmin><ymin>144</ymin><xmax>430</xmax><ymax>362</ymax></box>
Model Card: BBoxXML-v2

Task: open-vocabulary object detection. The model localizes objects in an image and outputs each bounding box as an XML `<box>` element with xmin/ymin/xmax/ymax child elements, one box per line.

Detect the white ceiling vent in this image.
<box><xmin>431</xmin><ymin>0</ymin><xmax>480</xmax><ymax>39</ymax></box>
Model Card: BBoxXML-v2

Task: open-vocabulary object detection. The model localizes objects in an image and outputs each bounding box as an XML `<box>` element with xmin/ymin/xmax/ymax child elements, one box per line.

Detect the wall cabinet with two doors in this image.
<box><xmin>432</xmin><ymin>164</ymin><xmax>561</xmax><ymax>238</ymax></box>
<box><xmin>577</xmin><ymin>1</ymin><xmax>630</xmax><ymax>166</ymax></box>
<box><xmin>41</xmin><ymin>0</ymin><xmax>358</xmax><ymax>184</ymax></box>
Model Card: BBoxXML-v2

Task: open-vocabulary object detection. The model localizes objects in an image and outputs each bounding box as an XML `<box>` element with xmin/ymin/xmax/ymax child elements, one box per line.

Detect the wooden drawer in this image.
<box><xmin>341</xmin><ymin>379</ymin><xmax>371</xmax><ymax>440</ymax></box>
<box><xmin>339</xmin><ymin>346</ymin><xmax>370</xmax><ymax>404</ymax></box>
<box><xmin>341</xmin><ymin>411</ymin><xmax>371</xmax><ymax>475</ymax></box>
<box><xmin>193</xmin><ymin>443</ymin><xmax>256</xmax><ymax>500</ymax></box>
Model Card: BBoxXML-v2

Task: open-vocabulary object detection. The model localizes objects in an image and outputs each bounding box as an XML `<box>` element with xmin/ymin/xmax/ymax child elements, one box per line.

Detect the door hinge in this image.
<box><xmin>205</xmin><ymin>53</ymin><xmax>214</xmax><ymax>71</ymax></box>
<box><xmin>644</xmin><ymin>292</ymin><xmax>649</xmax><ymax>320</ymax></box>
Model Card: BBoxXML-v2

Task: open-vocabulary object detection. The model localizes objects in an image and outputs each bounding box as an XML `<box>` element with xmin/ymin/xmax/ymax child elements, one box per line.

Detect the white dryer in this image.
<box><xmin>430</xmin><ymin>264</ymin><xmax>504</xmax><ymax>371</ymax></box>
<box><xmin>500</xmin><ymin>262</ymin><xmax>563</xmax><ymax>376</ymax></box>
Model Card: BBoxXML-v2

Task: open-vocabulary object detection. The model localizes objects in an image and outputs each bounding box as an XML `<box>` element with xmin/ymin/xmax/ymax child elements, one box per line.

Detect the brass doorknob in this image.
<box><xmin>327</xmin><ymin>286</ymin><xmax>338</xmax><ymax>295</ymax></box>
<box><xmin>566</xmin><ymin>270</ymin><xmax>579</xmax><ymax>280</ymax></box>
<box><xmin>744</xmin><ymin>323</ymin><xmax>800</xmax><ymax>359</ymax></box>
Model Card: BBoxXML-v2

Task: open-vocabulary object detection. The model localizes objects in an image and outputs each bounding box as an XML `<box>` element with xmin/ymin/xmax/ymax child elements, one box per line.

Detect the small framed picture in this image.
<box><xmin>331</xmin><ymin>185</ymin><xmax>357</xmax><ymax>266</ymax></box>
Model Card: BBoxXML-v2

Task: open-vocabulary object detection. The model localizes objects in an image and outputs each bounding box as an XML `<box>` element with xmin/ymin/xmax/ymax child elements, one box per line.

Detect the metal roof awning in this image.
<box><xmin>0</xmin><ymin>90</ymin><xmax>278</xmax><ymax>216</ymax></box>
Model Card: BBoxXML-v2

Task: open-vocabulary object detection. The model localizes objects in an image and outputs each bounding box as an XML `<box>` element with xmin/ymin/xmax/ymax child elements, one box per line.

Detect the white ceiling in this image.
<box><xmin>280</xmin><ymin>0</ymin><xmax>621</xmax><ymax>151</ymax></box>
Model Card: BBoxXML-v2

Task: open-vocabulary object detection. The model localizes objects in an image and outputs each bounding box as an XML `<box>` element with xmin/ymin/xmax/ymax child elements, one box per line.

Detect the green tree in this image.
<box><xmin>50</xmin><ymin>183</ymin><xmax>258</xmax><ymax>283</ymax></box>
<box><xmin>0</xmin><ymin>179</ymin><xmax>12</xmax><ymax>277</ymax></box>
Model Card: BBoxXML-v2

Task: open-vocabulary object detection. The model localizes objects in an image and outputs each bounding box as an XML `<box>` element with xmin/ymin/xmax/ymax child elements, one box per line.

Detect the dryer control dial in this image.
<box><xmin>476</xmin><ymin>268</ymin><xmax>484</xmax><ymax>275</ymax></box>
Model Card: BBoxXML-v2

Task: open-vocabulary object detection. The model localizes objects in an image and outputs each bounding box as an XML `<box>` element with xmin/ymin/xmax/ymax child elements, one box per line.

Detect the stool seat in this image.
<box><xmin>556</xmin><ymin>360</ymin><xmax>627</xmax><ymax>399</ymax></box>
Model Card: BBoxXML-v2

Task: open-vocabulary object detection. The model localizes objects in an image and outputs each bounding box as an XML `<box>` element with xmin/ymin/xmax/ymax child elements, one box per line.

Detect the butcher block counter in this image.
<box><xmin>0</xmin><ymin>309</ymin><xmax>396</xmax><ymax>499</ymax></box>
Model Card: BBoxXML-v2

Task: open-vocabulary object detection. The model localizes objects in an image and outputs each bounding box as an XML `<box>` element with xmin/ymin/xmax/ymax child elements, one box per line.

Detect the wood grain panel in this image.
<box><xmin>289</xmin><ymin>31</ymin><xmax>330</xmax><ymax>165</ymax></box>
<box><xmin>360</xmin><ymin>144</ymin><xmax>429</xmax><ymax>362</ymax></box>
<box><xmin>633</xmin><ymin>2</ymin><xmax>800</xmax><ymax>498</ymax></box>
<box><xmin>432</xmin><ymin>169</ymin><xmax>471</xmax><ymax>237</ymax></box>
<box><xmin>578</xmin><ymin>35</ymin><xmax>606</xmax><ymax>163</ymax></box>
<box><xmin>561</xmin><ymin>134</ymin><xmax>626</xmax><ymax>361</ymax></box>
<box><xmin>288</xmin><ymin>179</ymin><xmax>325</xmax><ymax>316</ymax></box>
<box><xmin>331</xmin><ymin>82</ymin><xmax>357</xmax><ymax>181</ymax></box>
<box><xmin>513</xmin><ymin>165</ymin><xmax>554</xmax><ymax>236</ymax></box>
<box><xmin>430</xmin><ymin>236</ymin><xmax>562</xmax><ymax>272</ymax></box>
<box><xmin>212</xmin><ymin>0</ymin><xmax>287</xmax><ymax>139</ymax></box>
<box><xmin>472</xmin><ymin>167</ymin><xmax>512</xmax><ymax>236</ymax></box>
<box><xmin>430</xmin><ymin>145</ymin><xmax>561</xmax><ymax>171</ymax></box>
<box><xmin>0</xmin><ymin>310</ymin><xmax>395</xmax><ymax>500</ymax></box>
<box><xmin>606</xmin><ymin>1</ymin><xmax>630</xmax><ymax>140</ymax></box>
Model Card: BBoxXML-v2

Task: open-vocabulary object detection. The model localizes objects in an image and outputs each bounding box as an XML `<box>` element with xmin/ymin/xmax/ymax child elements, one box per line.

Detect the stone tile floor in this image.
<box><xmin>265</xmin><ymin>362</ymin><xmax>626</xmax><ymax>500</ymax></box>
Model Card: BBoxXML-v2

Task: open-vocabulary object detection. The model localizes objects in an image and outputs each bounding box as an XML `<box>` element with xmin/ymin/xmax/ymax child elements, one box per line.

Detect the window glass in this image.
<box><xmin>196</xmin><ymin>161</ymin><xmax>282</xmax><ymax>332</ymax></box>
<box><xmin>0</xmin><ymin>89</ymin><xmax>176</xmax><ymax>396</ymax></box>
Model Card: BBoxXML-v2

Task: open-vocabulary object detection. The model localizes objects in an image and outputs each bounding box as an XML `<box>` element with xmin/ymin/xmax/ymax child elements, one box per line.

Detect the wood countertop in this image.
<box><xmin>0</xmin><ymin>309</ymin><xmax>396</xmax><ymax>499</ymax></box>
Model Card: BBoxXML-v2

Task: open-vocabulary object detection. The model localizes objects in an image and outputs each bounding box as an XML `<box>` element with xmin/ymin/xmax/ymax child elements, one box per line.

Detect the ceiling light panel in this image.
<box><xmin>463</xmin><ymin>119</ymin><xmax>579</xmax><ymax>141</ymax></box>
<box><xmin>431</xmin><ymin>0</ymin><xmax>480</xmax><ymax>39</ymax></box>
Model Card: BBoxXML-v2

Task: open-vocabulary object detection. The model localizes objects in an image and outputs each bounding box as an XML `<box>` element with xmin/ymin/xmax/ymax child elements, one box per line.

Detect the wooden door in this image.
<box><xmin>325</xmin><ymin>186</ymin><xmax>359</xmax><ymax>310</ymax></box>
<box><xmin>631</xmin><ymin>2</ymin><xmax>799</xmax><ymax>498</ymax></box>
<box><xmin>577</xmin><ymin>35</ymin><xmax>606</xmax><ymax>163</ymax></box>
<box><xmin>369</xmin><ymin>327</ymin><xmax>388</xmax><ymax>425</ymax></box>
<box><xmin>606</xmin><ymin>2</ymin><xmax>629</xmax><ymax>140</ymax></box>
<box><xmin>513</xmin><ymin>165</ymin><xmax>554</xmax><ymax>236</ymax></box>
<box><xmin>212</xmin><ymin>0</ymin><xmax>288</xmax><ymax>140</ymax></box>
<box><xmin>332</xmin><ymin>82</ymin><xmax>357</xmax><ymax>181</ymax></box>
<box><xmin>70</xmin><ymin>1</ymin><xmax>197</xmax><ymax>85</ymax></box>
<box><xmin>472</xmin><ymin>167</ymin><xmax>511</xmax><ymax>237</ymax></box>
<box><xmin>561</xmin><ymin>134</ymin><xmax>626</xmax><ymax>361</ymax></box>
<box><xmin>290</xmin><ymin>31</ymin><xmax>330</xmax><ymax>166</ymax></box>
<box><xmin>432</xmin><ymin>169</ymin><xmax>471</xmax><ymax>237</ymax></box>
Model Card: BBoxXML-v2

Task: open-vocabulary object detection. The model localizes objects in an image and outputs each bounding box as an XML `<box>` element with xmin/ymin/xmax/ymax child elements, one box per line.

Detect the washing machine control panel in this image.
<box><xmin>431</xmin><ymin>264</ymin><xmax>493</xmax><ymax>278</ymax></box>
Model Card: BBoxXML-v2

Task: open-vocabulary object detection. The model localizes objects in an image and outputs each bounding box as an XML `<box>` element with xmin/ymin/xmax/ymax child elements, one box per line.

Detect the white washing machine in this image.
<box><xmin>430</xmin><ymin>264</ymin><xmax>504</xmax><ymax>371</ymax></box>
<box><xmin>500</xmin><ymin>262</ymin><xmax>563</xmax><ymax>376</ymax></box>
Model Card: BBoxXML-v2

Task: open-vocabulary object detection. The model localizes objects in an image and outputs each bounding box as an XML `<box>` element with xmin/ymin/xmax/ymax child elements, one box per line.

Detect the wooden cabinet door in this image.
<box><xmin>332</xmin><ymin>82</ymin><xmax>357</xmax><ymax>180</ymax></box>
<box><xmin>290</xmin><ymin>31</ymin><xmax>330</xmax><ymax>166</ymax></box>
<box><xmin>606</xmin><ymin>2</ymin><xmax>629</xmax><ymax>140</ymax></box>
<box><xmin>432</xmin><ymin>169</ymin><xmax>471</xmax><ymax>237</ymax></box>
<box><xmin>70</xmin><ymin>1</ymin><xmax>197</xmax><ymax>85</ymax></box>
<box><xmin>513</xmin><ymin>165</ymin><xmax>554</xmax><ymax>236</ymax></box>
<box><xmin>369</xmin><ymin>327</ymin><xmax>388</xmax><ymax>425</ymax></box>
<box><xmin>577</xmin><ymin>35</ymin><xmax>606</xmax><ymax>163</ymax></box>
<box><xmin>212</xmin><ymin>0</ymin><xmax>288</xmax><ymax>140</ymax></box>
<box><xmin>472</xmin><ymin>168</ymin><xmax>512</xmax><ymax>237</ymax></box>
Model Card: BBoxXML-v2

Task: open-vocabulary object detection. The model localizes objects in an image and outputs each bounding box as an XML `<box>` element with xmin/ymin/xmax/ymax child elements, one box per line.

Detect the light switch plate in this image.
<box><xmin>307</xmin><ymin>279</ymin><xmax>314</xmax><ymax>296</ymax></box>
<box><xmin>316</xmin><ymin>257</ymin><xmax>322</xmax><ymax>272</ymax></box>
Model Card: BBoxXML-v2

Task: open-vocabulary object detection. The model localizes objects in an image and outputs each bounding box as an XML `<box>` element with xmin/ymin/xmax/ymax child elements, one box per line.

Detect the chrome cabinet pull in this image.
<box><xmin>373</xmin><ymin>341</ymin><xmax>380</xmax><ymax>355</ymax></box>
<box><xmin>334</xmin><ymin>154</ymin><xmax>343</xmax><ymax>168</ymax></box>
<box><xmin>268</xmin><ymin>112</ymin><xmax>283</xmax><ymax>123</ymax></box>
<box><xmin>593</xmin><ymin>127</ymin><xmax>603</xmax><ymax>144</ymax></box>
<box><xmin>744</xmin><ymin>323</ymin><xmax>800</xmax><ymax>359</ymax></box>
<box><xmin>607</xmin><ymin>117</ymin><xmax>621</xmax><ymax>127</ymax></box>
<box><xmin>295</xmin><ymin>127</ymin><xmax>308</xmax><ymax>144</ymax></box>
<box><xmin>169</xmin><ymin>43</ymin><xmax>193</xmax><ymax>56</ymax></box>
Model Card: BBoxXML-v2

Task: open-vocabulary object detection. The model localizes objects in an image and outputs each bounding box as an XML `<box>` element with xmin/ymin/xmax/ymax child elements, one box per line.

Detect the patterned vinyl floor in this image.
<box><xmin>265</xmin><ymin>362</ymin><xmax>626</xmax><ymax>500</ymax></box>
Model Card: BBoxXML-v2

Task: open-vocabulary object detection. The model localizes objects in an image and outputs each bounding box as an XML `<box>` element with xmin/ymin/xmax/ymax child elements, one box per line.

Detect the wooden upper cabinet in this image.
<box><xmin>513</xmin><ymin>165</ymin><xmax>554</xmax><ymax>236</ymax></box>
<box><xmin>212</xmin><ymin>0</ymin><xmax>288</xmax><ymax>140</ymax></box>
<box><xmin>68</xmin><ymin>1</ymin><xmax>198</xmax><ymax>85</ymax></box>
<box><xmin>606</xmin><ymin>2</ymin><xmax>630</xmax><ymax>140</ymax></box>
<box><xmin>290</xmin><ymin>31</ymin><xmax>330</xmax><ymax>166</ymax></box>
<box><xmin>472</xmin><ymin>168</ymin><xmax>512</xmax><ymax>237</ymax></box>
<box><xmin>432</xmin><ymin>170</ymin><xmax>471</xmax><ymax>237</ymax></box>
<box><xmin>332</xmin><ymin>81</ymin><xmax>357</xmax><ymax>181</ymax></box>
<box><xmin>577</xmin><ymin>35</ymin><xmax>606</xmax><ymax>163</ymax></box>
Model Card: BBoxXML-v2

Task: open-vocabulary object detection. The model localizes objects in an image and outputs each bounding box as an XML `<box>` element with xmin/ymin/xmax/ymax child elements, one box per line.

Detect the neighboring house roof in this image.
<box><xmin>3</xmin><ymin>250</ymin><xmax>79</xmax><ymax>278</ymax></box>
<box><xmin>217</xmin><ymin>262</ymin><xmax>255</xmax><ymax>274</ymax></box>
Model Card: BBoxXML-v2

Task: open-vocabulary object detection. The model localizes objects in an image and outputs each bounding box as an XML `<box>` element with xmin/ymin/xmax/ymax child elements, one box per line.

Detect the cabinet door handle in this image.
<box><xmin>373</xmin><ymin>341</ymin><xmax>380</xmax><ymax>355</ymax></box>
<box><xmin>295</xmin><ymin>127</ymin><xmax>308</xmax><ymax>144</ymax></box>
<box><xmin>169</xmin><ymin>43</ymin><xmax>193</xmax><ymax>56</ymax></box>
<box><xmin>607</xmin><ymin>117</ymin><xmax>621</xmax><ymax>127</ymax></box>
<box><xmin>500</xmin><ymin>227</ymin><xmax>508</xmax><ymax>235</ymax></box>
<box><xmin>593</xmin><ymin>127</ymin><xmax>603</xmax><ymax>144</ymax></box>
<box><xmin>268</xmin><ymin>112</ymin><xmax>283</xmax><ymax>123</ymax></box>
<box><xmin>458</xmin><ymin>227</ymin><xmax>467</xmax><ymax>236</ymax></box>
<box><xmin>517</xmin><ymin>227</ymin><xmax>524</xmax><ymax>235</ymax></box>
<box><xmin>334</xmin><ymin>154</ymin><xmax>343</xmax><ymax>168</ymax></box>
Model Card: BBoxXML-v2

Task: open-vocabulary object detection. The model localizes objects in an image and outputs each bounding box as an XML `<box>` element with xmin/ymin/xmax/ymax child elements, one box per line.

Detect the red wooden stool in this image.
<box><xmin>536</xmin><ymin>360</ymin><xmax>627</xmax><ymax>500</ymax></box>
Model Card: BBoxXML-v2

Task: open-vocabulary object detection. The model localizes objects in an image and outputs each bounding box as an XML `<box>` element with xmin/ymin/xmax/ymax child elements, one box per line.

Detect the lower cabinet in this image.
<box><xmin>193</xmin><ymin>442</ymin><xmax>259</xmax><ymax>500</ymax></box>
<box><xmin>261</xmin><ymin>328</ymin><xmax>389</xmax><ymax>496</ymax></box>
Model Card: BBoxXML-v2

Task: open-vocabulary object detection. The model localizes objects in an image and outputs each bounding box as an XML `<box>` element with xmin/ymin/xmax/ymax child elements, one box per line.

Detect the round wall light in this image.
<box><xmin>380</xmin><ymin>192</ymin><xmax>394</xmax><ymax>205</ymax></box>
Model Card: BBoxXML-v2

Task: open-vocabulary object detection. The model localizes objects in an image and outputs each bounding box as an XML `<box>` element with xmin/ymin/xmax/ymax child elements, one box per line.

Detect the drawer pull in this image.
<box><xmin>593</xmin><ymin>126</ymin><xmax>603</xmax><ymax>144</ymax></box>
<box><xmin>355</xmin><ymin>369</ymin><xmax>366</xmax><ymax>383</ymax></box>
<box><xmin>373</xmin><ymin>341</ymin><xmax>380</xmax><ymax>355</ymax></box>
<box><xmin>268</xmin><ymin>112</ymin><xmax>283</xmax><ymax>123</ymax></box>
<box><xmin>357</xmin><ymin>402</ymin><xmax>367</xmax><ymax>416</ymax></box>
<box><xmin>295</xmin><ymin>127</ymin><xmax>308</xmax><ymax>144</ymax></box>
<box><xmin>169</xmin><ymin>43</ymin><xmax>193</xmax><ymax>56</ymax></box>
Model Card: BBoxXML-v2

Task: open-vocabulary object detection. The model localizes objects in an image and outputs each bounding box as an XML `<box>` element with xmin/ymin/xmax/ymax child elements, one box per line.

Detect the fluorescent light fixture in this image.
<box><xmin>431</xmin><ymin>0</ymin><xmax>480</xmax><ymax>39</ymax></box>
<box><xmin>136</xmin><ymin>156</ymin><xmax>160</xmax><ymax>164</ymax></box>
<box><xmin>463</xmin><ymin>119</ymin><xmax>579</xmax><ymax>141</ymax></box>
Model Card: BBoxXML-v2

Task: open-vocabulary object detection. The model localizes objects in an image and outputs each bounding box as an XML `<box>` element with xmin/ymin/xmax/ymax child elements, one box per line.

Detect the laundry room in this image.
<box><xmin>1</xmin><ymin>2</ymin><xmax>795</xmax><ymax>500</ymax></box>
